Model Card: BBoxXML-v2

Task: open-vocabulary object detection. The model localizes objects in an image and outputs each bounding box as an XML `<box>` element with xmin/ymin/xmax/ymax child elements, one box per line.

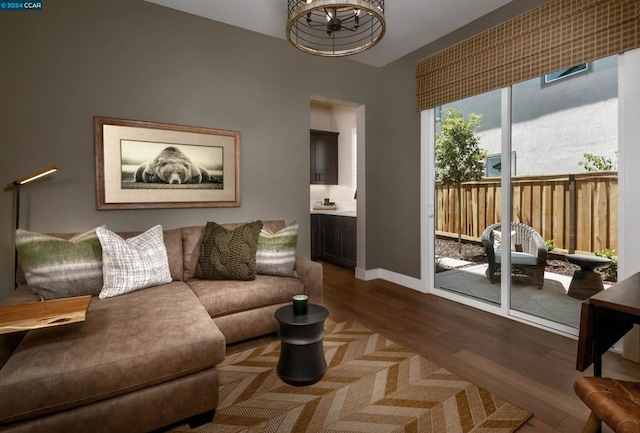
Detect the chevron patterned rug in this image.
<box><xmin>170</xmin><ymin>320</ymin><xmax>531</xmax><ymax>432</ymax></box>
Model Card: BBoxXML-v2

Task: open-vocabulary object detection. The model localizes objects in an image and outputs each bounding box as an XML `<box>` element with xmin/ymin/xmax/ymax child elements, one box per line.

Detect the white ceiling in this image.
<box><xmin>145</xmin><ymin>0</ymin><xmax>513</xmax><ymax>67</ymax></box>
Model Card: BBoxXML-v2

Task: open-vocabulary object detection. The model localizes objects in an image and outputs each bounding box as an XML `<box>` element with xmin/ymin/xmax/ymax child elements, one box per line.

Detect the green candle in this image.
<box><xmin>292</xmin><ymin>294</ymin><xmax>308</xmax><ymax>315</ymax></box>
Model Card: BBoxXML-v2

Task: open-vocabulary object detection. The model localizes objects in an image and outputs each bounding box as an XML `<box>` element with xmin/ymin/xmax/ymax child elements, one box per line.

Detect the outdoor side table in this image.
<box><xmin>566</xmin><ymin>254</ymin><xmax>611</xmax><ymax>300</ymax></box>
<box><xmin>274</xmin><ymin>303</ymin><xmax>329</xmax><ymax>386</ymax></box>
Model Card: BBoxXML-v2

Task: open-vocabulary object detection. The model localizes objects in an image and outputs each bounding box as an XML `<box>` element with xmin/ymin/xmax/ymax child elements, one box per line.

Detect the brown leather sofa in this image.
<box><xmin>0</xmin><ymin>220</ymin><xmax>323</xmax><ymax>433</ymax></box>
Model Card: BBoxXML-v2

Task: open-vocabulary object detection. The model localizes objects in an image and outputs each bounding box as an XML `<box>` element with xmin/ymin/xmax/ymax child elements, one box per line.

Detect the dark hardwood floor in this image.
<box><xmin>232</xmin><ymin>261</ymin><xmax>640</xmax><ymax>432</ymax></box>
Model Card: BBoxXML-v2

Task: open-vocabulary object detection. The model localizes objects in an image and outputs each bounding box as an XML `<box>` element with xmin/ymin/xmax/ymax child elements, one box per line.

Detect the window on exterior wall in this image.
<box><xmin>486</xmin><ymin>152</ymin><xmax>516</xmax><ymax>177</ymax></box>
<box><xmin>544</xmin><ymin>63</ymin><xmax>588</xmax><ymax>84</ymax></box>
<box><xmin>486</xmin><ymin>154</ymin><xmax>501</xmax><ymax>177</ymax></box>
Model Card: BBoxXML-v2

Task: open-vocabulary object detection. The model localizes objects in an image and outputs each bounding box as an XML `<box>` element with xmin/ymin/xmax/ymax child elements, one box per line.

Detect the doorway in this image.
<box><xmin>310</xmin><ymin>96</ymin><xmax>366</xmax><ymax>273</ymax></box>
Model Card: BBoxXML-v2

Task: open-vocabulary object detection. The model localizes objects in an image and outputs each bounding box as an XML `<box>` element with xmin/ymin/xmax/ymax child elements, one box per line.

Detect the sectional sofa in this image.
<box><xmin>0</xmin><ymin>220</ymin><xmax>323</xmax><ymax>433</ymax></box>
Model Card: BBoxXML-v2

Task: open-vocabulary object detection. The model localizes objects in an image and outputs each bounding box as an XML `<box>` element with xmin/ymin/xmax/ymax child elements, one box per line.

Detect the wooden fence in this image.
<box><xmin>435</xmin><ymin>171</ymin><xmax>618</xmax><ymax>253</ymax></box>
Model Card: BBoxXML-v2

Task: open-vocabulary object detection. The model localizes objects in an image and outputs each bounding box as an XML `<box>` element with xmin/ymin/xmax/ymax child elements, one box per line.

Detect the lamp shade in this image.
<box><xmin>6</xmin><ymin>165</ymin><xmax>60</xmax><ymax>189</ymax></box>
<box><xmin>287</xmin><ymin>0</ymin><xmax>385</xmax><ymax>57</ymax></box>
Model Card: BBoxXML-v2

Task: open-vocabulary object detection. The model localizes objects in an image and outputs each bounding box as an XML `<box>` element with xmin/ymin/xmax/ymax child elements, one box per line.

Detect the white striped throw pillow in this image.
<box><xmin>16</xmin><ymin>224</ymin><xmax>106</xmax><ymax>300</ymax></box>
<box><xmin>256</xmin><ymin>221</ymin><xmax>298</xmax><ymax>277</ymax></box>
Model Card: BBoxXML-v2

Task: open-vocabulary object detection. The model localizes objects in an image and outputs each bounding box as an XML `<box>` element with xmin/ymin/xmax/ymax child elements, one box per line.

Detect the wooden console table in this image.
<box><xmin>576</xmin><ymin>272</ymin><xmax>640</xmax><ymax>376</ymax></box>
<box><xmin>0</xmin><ymin>295</ymin><xmax>91</xmax><ymax>335</ymax></box>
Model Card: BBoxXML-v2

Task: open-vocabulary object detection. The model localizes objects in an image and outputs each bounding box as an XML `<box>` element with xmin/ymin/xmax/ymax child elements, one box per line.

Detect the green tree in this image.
<box><xmin>436</xmin><ymin>108</ymin><xmax>486</xmax><ymax>253</ymax></box>
<box><xmin>579</xmin><ymin>152</ymin><xmax>618</xmax><ymax>171</ymax></box>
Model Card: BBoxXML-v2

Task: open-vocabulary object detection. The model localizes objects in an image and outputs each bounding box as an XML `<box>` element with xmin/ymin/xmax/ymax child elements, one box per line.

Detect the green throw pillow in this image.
<box><xmin>196</xmin><ymin>221</ymin><xmax>263</xmax><ymax>281</ymax></box>
<box><xmin>16</xmin><ymin>224</ymin><xmax>105</xmax><ymax>300</ymax></box>
<box><xmin>256</xmin><ymin>221</ymin><xmax>298</xmax><ymax>277</ymax></box>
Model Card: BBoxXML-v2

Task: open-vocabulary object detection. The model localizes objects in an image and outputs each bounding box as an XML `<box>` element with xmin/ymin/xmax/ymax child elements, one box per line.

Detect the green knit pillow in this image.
<box><xmin>196</xmin><ymin>221</ymin><xmax>263</xmax><ymax>280</ymax></box>
<box><xmin>16</xmin><ymin>224</ymin><xmax>105</xmax><ymax>300</ymax></box>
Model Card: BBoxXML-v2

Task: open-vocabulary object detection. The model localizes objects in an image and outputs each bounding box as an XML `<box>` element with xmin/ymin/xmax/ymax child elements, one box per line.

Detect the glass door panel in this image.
<box><xmin>434</xmin><ymin>89</ymin><xmax>502</xmax><ymax>307</ymax></box>
<box><xmin>509</xmin><ymin>55</ymin><xmax>618</xmax><ymax>329</ymax></box>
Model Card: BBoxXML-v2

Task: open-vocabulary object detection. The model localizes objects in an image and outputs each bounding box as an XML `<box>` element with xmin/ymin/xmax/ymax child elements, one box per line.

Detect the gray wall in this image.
<box><xmin>0</xmin><ymin>0</ymin><xmax>546</xmax><ymax>300</ymax></box>
<box><xmin>0</xmin><ymin>0</ymin><xmax>382</xmax><ymax>299</ymax></box>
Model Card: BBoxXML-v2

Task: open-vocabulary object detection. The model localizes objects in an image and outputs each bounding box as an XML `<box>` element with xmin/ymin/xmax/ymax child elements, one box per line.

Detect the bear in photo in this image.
<box><xmin>135</xmin><ymin>146</ymin><xmax>211</xmax><ymax>184</ymax></box>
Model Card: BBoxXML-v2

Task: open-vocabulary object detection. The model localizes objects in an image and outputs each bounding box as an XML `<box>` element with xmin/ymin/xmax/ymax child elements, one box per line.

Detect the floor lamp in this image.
<box><xmin>6</xmin><ymin>165</ymin><xmax>60</xmax><ymax>288</ymax></box>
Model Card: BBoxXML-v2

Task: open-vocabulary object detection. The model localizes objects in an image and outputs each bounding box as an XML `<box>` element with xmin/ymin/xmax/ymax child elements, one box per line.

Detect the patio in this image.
<box><xmin>435</xmin><ymin>258</ymin><xmax>586</xmax><ymax>328</ymax></box>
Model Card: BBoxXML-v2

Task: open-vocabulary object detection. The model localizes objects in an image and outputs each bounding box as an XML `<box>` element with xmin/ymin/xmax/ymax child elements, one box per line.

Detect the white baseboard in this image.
<box><xmin>355</xmin><ymin>267</ymin><xmax>424</xmax><ymax>292</ymax></box>
<box><xmin>354</xmin><ymin>267</ymin><xmax>371</xmax><ymax>280</ymax></box>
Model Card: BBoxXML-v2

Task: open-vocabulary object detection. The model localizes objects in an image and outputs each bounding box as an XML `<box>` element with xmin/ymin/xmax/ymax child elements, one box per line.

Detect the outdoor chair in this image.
<box><xmin>481</xmin><ymin>222</ymin><xmax>548</xmax><ymax>289</ymax></box>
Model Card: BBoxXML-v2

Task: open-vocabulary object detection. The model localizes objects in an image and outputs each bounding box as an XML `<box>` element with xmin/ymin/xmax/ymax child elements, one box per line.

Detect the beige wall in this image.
<box><xmin>0</xmin><ymin>0</ymin><xmax>546</xmax><ymax>300</ymax></box>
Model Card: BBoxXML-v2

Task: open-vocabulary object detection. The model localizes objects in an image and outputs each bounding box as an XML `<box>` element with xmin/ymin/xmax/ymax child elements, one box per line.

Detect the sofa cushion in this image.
<box><xmin>256</xmin><ymin>221</ymin><xmax>298</xmax><ymax>277</ymax></box>
<box><xmin>182</xmin><ymin>221</ymin><xmax>286</xmax><ymax>281</ymax></box>
<box><xmin>495</xmin><ymin>251</ymin><xmax>538</xmax><ymax>266</ymax></box>
<box><xmin>161</xmin><ymin>227</ymin><xmax>185</xmax><ymax>281</ymax></box>
<box><xmin>0</xmin><ymin>283</ymin><xmax>225</xmax><ymax>425</ymax></box>
<box><xmin>182</xmin><ymin>225</ymin><xmax>206</xmax><ymax>281</ymax></box>
<box><xmin>493</xmin><ymin>229</ymin><xmax>516</xmax><ymax>251</ymax></box>
<box><xmin>15</xmin><ymin>224</ymin><xmax>105</xmax><ymax>300</ymax></box>
<box><xmin>188</xmin><ymin>275</ymin><xmax>304</xmax><ymax>318</ymax></box>
<box><xmin>195</xmin><ymin>221</ymin><xmax>263</xmax><ymax>281</ymax></box>
<box><xmin>97</xmin><ymin>225</ymin><xmax>172</xmax><ymax>299</ymax></box>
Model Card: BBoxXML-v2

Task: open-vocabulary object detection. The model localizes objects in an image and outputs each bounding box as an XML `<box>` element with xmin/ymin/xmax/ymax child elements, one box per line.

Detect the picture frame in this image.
<box><xmin>94</xmin><ymin>117</ymin><xmax>240</xmax><ymax>210</ymax></box>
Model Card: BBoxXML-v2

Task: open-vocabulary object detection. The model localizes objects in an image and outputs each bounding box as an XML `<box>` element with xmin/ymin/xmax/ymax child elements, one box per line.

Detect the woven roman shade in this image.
<box><xmin>416</xmin><ymin>0</ymin><xmax>640</xmax><ymax>111</ymax></box>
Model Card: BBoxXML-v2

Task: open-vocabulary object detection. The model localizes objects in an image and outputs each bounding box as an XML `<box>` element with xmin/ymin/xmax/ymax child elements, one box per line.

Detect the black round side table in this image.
<box><xmin>274</xmin><ymin>303</ymin><xmax>329</xmax><ymax>386</ymax></box>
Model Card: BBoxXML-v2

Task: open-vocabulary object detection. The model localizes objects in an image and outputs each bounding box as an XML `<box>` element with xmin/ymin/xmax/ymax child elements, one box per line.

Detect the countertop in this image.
<box><xmin>310</xmin><ymin>209</ymin><xmax>357</xmax><ymax>217</ymax></box>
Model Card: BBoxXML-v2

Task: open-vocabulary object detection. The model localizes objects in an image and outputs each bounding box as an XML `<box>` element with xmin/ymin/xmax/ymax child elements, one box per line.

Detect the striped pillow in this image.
<box><xmin>16</xmin><ymin>224</ymin><xmax>105</xmax><ymax>300</ymax></box>
<box><xmin>256</xmin><ymin>221</ymin><xmax>298</xmax><ymax>277</ymax></box>
<box><xmin>97</xmin><ymin>225</ymin><xmax>172</xmax><ymax>299</ymax></box>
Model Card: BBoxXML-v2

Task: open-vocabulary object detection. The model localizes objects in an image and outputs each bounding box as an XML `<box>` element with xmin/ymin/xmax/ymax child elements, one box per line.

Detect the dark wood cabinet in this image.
<box><xmin>311</xmin><ymin>214</ymin><xmax>356</xmax><ymax>269</ymax></box>
<box><xmin>310</xmin><ymin>129</ymin><xmax>338</xmax><ymax>185</ymax></box>
<box><xmin>310</xmin><ymin>214</ymin><xmax>321</xmax><ymax>260</ymax></box>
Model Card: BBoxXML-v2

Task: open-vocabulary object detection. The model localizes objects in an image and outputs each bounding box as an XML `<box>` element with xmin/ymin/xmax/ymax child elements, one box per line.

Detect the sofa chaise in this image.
<box><xmin>0</xmin><ymin>220</ymin><xmax>323</xmax><ymax>433</ymax></box>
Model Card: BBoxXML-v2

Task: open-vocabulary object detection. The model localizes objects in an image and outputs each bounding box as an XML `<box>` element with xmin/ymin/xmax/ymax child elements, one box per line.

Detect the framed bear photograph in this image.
<box><xmin>94</xmin><ymin>116</ymin><xmax>240</xmax><ymax>209</ymax></box>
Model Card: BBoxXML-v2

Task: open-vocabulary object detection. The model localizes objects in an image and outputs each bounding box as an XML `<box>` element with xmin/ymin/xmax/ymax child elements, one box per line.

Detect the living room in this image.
<box><xmin>0</xmin><ymin>0</ymin><xmax>557</xmax><ymax>300</ymax></box>
<box><xmin>2</xmin><ymin>0</ymin><xmax>640</xmax><ymax>432</ymax></box>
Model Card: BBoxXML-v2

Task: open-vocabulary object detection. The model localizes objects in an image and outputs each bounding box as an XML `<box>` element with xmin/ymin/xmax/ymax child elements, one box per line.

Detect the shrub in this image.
<box><xmin>579</xmin><ymin>152</ymin><xmax>617</xmax><ymax>172</ymax></box>
<box><xmin>595</xmin><ymin>248</ymin><xmax>618</xmax><ymax>282</ymax></box>
<box><xmin>545</xmin><ymin>239</ymin><xmax>555</xmax><ymax>251</ymax></box>
<box><xmin>461</xmin><ymin>250</ymin><xmax>475</xmax><ymax>261</ymax></box>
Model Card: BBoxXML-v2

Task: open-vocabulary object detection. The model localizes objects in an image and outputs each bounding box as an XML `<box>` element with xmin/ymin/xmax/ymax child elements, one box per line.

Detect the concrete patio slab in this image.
<box><xmin>435</xmin><ymin>263</ymin><xmax>583</xmax><ymax>328</ymax></box>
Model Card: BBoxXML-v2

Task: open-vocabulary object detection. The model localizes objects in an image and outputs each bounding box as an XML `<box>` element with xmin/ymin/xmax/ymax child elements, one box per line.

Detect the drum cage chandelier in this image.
<box><xmin>287</xmin><ymin>0</ymin><xmax>386</xmax><ymax>57</ymax></box>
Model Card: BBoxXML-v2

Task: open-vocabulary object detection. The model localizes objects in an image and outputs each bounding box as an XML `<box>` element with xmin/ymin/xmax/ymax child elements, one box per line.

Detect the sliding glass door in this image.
<box><xmin>429</xmin><ymin>54</ymin><xmax>618</xmax><ymax>334</ymax></box>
